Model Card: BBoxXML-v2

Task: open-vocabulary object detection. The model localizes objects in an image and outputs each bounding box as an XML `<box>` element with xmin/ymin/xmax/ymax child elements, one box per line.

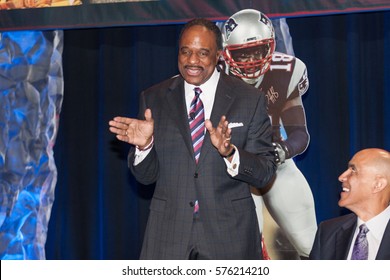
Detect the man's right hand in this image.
<box><xmin>108</xmin><ymin>108</ymin><xmax>154</xmax><ymax>148</ymax></box>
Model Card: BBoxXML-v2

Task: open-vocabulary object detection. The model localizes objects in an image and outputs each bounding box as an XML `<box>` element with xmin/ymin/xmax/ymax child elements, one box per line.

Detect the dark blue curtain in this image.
<box><xmin>290</xmin><ymin>11</ymin><xmax>390</xmax><ymax>221</ymax></box>
<box><xmin>46</xmin><ymin>10</ymin><xmax>390</xmax><ymax>259</ymax></box>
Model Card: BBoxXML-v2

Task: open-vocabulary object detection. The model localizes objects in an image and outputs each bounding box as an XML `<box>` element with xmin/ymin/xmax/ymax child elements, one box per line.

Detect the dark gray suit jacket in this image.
<box><xmin>310</xmin><ymin>212</ymin><xmax>390</xmax><ymax>260</ymax></box>
<box><xmin>128</xmin><ymin>72</ymin><xmax>276</xmax><ymax>259</ymax></box>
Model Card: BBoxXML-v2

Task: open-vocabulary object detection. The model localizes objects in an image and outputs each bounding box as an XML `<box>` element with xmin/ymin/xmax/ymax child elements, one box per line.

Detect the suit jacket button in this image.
<box><xmin>194</xmin><ymin>172</ymin><xmax>198</xmax><ymax>178</ymax></box>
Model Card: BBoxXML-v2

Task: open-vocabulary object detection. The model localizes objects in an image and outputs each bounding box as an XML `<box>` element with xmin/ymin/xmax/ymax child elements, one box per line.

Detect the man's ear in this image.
<box><xmin>216</xmin><ymin>50</ymin><xmax>223</xmax><ymax>63</ymax></box>
<box><xmin>373</xmin><ymin>175</ymin><xmax>388</xmax><ymax>194</ymax></box>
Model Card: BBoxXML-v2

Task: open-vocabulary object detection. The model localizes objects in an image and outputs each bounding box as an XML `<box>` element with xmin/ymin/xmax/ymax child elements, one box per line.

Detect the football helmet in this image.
<box><xmin>222</xmin><ymin>9</ymin><xmax>275</xmax><ymax>79</ymax></box>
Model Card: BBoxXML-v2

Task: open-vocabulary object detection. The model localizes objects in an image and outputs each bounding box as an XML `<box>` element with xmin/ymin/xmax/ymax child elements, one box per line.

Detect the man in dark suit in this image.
<box><xmin>108</xmin><ymin>18</ymin><xmax>276</xmax><ymax>260</ymax></box>
<box><xmin>310</xmin><ymin>148</ymin><xmax>390</xmax><ymax>260</ymax></box>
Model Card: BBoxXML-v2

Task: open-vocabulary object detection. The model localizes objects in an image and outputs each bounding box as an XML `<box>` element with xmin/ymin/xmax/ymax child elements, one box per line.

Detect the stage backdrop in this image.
<box><xmin>1</xmin><ymin>0</ymin><xmax>390</xmax><ymax>261</ymax></box>
<box><xmin>1</xmin><ymin>0</ymin><xmax>390</xmax><ymax>31</ymax></box>
<box><xmin>43</xmin><ymin>10</ymin><xmax>390</xmax><ymax>259</ymax></box>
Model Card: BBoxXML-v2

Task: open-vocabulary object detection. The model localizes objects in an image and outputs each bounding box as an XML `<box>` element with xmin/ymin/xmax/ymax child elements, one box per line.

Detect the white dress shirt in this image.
<box><xmin>347</xmin><ymin>204</ymin><xmax>390</xmax><ymax>260</ymax></box>
<box><xmin>184</xmin><ymin>69</ymin><xmax>239</xmax><ymax>176</ymax></box>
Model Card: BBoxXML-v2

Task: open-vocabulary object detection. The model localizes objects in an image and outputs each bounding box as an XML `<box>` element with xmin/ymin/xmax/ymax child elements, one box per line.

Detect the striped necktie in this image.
<box><xmin>189</xmin><ymin>87</ymin><xmax>205</xmax><ymax>164</ymax></box>
<box><xmin>351</xmin><ymin>224</ymin><xmax>369</xmax><ymax>260</ymax></box>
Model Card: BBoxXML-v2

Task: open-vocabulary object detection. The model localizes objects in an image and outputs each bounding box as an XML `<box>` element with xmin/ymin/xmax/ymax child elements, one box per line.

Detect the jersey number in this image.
<box><xmin>269</xmin><ymin>53</ymin><xmax>293</xmax><ymax>72</ymax></box>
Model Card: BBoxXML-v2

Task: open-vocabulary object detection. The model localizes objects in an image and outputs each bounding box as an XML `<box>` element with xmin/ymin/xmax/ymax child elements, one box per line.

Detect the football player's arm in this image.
<box><xmin>277</xmin><ymin>96</ymin><xmax>309</xmax><ymax>160</ymax></box>
<box><xmin>274</xmin><ymin>57</ymin><xmax>310</xmax><ymax>163</ymax></box>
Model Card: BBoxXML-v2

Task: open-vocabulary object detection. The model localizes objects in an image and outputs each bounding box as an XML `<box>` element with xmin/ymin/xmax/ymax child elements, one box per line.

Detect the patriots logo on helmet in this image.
<box><xmin>224</xmin><ymin>18</ymin><xmax>238</xmax><ymax>40</ymax></box>
<box><xmin>259</xmin><ymin>13</ymin><xmax>273</xmax><ymax>31</ymax></box>
<box><xmin>260</xmin><ymin>13</ymin><xmax>269</xmax><ymax>25</ymax></box>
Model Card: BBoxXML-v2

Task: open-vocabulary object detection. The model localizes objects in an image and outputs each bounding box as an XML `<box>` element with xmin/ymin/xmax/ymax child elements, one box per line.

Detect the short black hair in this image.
<box><xmin>179</xmin><ymin>18</ymin><xmax>223</xmax><ymax>50</ymax></box>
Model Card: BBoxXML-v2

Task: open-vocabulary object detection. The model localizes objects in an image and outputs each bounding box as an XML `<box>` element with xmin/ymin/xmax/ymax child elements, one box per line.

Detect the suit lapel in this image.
<box><xmin>165</xmin><ymin>77</ymin><xmax>195</xmax><ymax>160</ymax></box>
<box><xmin>209</xmin><ymin>77</ymin><xmax>235</xmax><ymax>125</ymax></box>
<box><xmin>165</xmin><ymin>74</ymin><xmax>237</xmax><ymax>165</ymax></box>
<box><xmin>335</xmin><ymin>217</ymin><xmax>356</xmax><ymax>259</ymax></box>
<box><xmin>376</xmin><ymin>219</ymin><xmax>390</xmax><ymax>260</ymax></box>
<box><xmin>198</xmin><ymin>74</ymin><xmax>236</xmax><ymax>165</ymax></box>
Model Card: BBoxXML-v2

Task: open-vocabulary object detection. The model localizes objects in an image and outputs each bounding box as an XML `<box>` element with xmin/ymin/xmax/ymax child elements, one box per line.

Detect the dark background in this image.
<box><xmin>45</xmin><ymin>10</ymin><xmax>390</xmax><ymax>259</ymax></box>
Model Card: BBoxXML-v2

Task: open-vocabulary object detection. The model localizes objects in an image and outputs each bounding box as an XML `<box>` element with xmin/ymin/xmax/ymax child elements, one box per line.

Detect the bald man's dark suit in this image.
<box><xmin>128</xmin><ymin>72</ymin><xmax>276</xmax><ymax>260</ymax></box>
<box><xmin>310</xmin><ymin>213</ymin><xmax>390</xmax><ymax>260</ymax></box>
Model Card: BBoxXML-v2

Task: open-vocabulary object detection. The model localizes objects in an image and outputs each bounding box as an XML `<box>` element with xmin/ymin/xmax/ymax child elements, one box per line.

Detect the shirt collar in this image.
<box><xmin>363</xmin><ymin>204</ymin><xmax>390</xmax><ymax>240</ymax></box>
<box><xmin>184</xmin><ymin>68</ymin><xmax>220</xmax><ymax>97</ymax></box>
<box><xmin>184</xmin><ymin>69</ymin><xmax>220</xmax><ymax>120</ymax></box>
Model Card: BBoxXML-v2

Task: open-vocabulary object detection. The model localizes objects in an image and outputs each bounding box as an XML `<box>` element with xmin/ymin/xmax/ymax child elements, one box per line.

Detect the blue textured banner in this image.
<box><xmin>0</xmin><ymin>31</ymin><xmax>64</xmax><ymax>259</ymax></box>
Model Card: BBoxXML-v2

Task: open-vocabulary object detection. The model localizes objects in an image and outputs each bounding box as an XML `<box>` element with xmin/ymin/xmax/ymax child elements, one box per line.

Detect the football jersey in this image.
<box><xmin>224</xmin><ymin>51</ymin><xmax>309</xmax><ymax>145</ymax></box>
<box><xmin>249</xmin><ymin>52</ymin><xmax>308</xmax><ymax>143</ymax></box>
<box><xmin>256</xmin><ymin>52</ymin><xmax>308</xmax><ymax>118</ymax></box>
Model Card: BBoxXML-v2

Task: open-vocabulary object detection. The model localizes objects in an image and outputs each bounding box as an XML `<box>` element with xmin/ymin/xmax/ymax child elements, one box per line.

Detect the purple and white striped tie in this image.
<box><xmin>189</xmin><ymin>87</ymin><xmax>205</xmax><ymax>164</ymax></box>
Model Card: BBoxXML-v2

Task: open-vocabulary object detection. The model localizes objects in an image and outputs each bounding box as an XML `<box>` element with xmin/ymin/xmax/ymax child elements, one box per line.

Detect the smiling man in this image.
<box><xmin>108</xmin><ymin>18</ymin><xmax>276</xmax><ymax>260</ymax></box>
<box><xmin>310</xmin><ymin>148</ymin><xmax>390</xmax><ymax>260</ymax></box>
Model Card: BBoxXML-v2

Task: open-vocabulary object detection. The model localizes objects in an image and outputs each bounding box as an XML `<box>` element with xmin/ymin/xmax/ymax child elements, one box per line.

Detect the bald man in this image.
<box><xmin>310</xmin><ymin>148</ymin><xmax>390</xmax><ymax>260</ymax></box>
